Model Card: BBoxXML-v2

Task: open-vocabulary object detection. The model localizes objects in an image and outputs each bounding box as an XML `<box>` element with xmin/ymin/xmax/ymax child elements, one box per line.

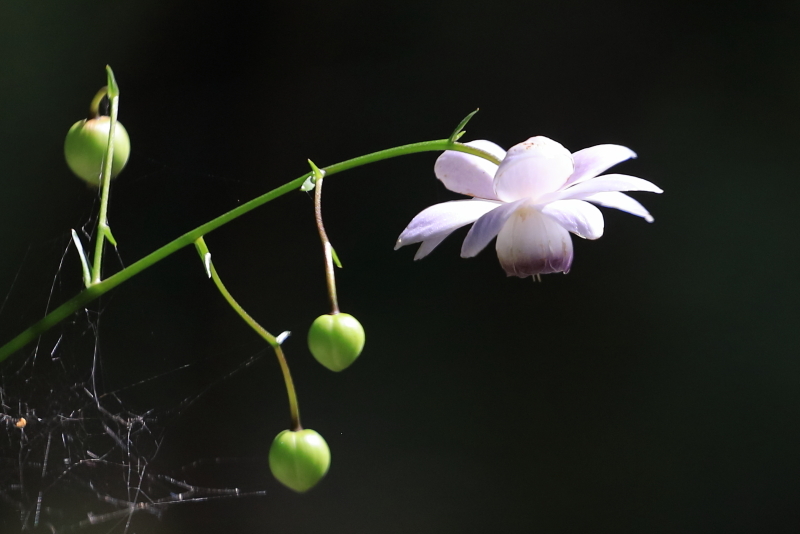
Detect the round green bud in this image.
<box><xmin>64</xmin><ymin>117</ymin><xmax>131</xmax><ymax>186</ymax></box>
<box><xmin>269</xmin><ymin>429</ymin><xmax>331</xmax><ymax>492</ymax></box>
<box><xmin>308</xmin><ymin>313</ymin><xmax>365</xmax><ymax>372</ymax></box>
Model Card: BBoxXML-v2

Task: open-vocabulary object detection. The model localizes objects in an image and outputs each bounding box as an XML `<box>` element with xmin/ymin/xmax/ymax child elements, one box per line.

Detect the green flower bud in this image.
<box><xmin>64</xmin><ymin>117</ymin><xmax>131</xmax><ymax>186</ymax></box>
<box><xmin>269</xmin><ymin>429</ymin><xmax>331</xmax><ymax>492</ymax></box>
<box><xmin>308</xmin><ymin>313</ymin><xmax>365</xmax><ymax>372</ymax></box>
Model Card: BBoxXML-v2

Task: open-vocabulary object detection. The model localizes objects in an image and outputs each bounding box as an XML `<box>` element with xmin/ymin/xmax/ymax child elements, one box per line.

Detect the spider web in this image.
<box><xmin>0</xmin><ymin>212</ymin><xmax>271</xmax><ymax>533</ymax></box>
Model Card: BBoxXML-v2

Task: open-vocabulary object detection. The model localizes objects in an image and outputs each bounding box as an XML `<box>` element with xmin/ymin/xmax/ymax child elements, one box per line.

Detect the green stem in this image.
<box><xmin>0</xmin><ymin>140</ymin><xmax>500</xmax><ymax>362</ymax></box>
<box><xmin>310</xmin><ymin>162</ymin><xmax>339</xmax><ymax>314</ymax></box>
<box><xmin>194</xmin><ymin>237</ymin><xmax>301</xmax><ymax>430</ymax></box>
<box><xmin>90</xmin><ymin>68</ymin><xmax>120</xmax><ymax>284</ymax></box>
<box><xmin>88</xmin><ymin>87</ymin><xmax>108</xmax><ymax>120</ymax></box>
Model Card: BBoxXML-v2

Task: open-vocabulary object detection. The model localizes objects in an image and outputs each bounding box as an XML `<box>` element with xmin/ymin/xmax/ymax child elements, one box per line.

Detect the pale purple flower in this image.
<box><xmin>395</xmin><ymin>136</ymin><xmax>662</xmax><ymax>277</ymax></box>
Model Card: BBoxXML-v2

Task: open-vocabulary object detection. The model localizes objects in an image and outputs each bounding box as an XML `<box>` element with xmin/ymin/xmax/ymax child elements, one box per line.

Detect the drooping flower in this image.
<box><xmin>395</xmin><ymin>137</ymin><xmax>662</xmax><ymax>277</ymax></box>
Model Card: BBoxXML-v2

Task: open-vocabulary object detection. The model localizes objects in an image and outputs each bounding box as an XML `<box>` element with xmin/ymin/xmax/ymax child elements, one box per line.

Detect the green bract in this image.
<box><xmin>308</xmin><ymin>313</ymin><xmax>365</xmax><ymax>372</ymax></box>
<box><xmin>269</xmin><ymin>429</ymin><xmax>331</xmax><ymax>492</ymax></box>
<box><xmin>64</xmin><ymin>117</ymin><xmax>131</xmax><ymax>186</ymax></box>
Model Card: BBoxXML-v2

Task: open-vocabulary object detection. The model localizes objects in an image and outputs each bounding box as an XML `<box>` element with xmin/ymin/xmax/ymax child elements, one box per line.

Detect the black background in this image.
<box><xmin>1</xmin><ymin>1</ymin><xmax>800</xmax><ymax>533</ymax></box>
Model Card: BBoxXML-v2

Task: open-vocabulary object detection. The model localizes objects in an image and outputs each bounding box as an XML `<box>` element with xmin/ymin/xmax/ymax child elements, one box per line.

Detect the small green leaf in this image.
<box><xmin>102</xmin><ymin>225</ymin><xmax>118</xmax><ymax>247</ymax></box>
<box><xmin>302</xmin><ymin>160</ymin><xmax>327</xmax><ymax>192</ymax></box>
<box><xmin>308</xmin><ymin>159</ymin><xmax>326</xmax><ymax>182</ymax></box>
<box><xmin>105</xmin><ymin>65</ymin><xmax>119</xmax><ymax>99</ymax></box>
<box><xmin>448</xmin><ymin>108</ymin><xmax>479</xmax><ymax>143</ymax></box>
<box><xmin>330</xmin><ymin>245</ymin><xmax>343</xmax><ymax>268</ymax></box>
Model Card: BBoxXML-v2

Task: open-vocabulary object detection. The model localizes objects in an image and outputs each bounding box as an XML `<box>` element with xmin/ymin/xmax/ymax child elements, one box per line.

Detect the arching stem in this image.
<box><xmin>0</xmin><ymin>140</ymin><xmax>501</xmax><ymax>362</ymax></box>
<box><xmin>194</xmin><ymin>237</ymin><xmax>301</xmax><ymax>431</ymax></box>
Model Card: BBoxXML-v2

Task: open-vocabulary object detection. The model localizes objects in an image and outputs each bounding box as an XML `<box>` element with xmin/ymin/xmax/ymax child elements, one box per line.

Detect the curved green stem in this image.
<box><xmin>194</xmin><ymin>237</ymin><xmax>301</xmax><ymax>430</ymax></box>
<box><xmin>88</xmin><ymin>86</ymin><xmax>108</xmax><ymax>120</ymax></box>
<box><xmin>0</xmin><ymin>140</ymin><xmax>500</xmax><ymax>362</ymax></box>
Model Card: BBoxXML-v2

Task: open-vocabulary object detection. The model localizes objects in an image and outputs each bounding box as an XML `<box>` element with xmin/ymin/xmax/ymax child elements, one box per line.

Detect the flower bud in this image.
<box><xmin>269</xmin><ymin>429</ymin><xmax>331</xmax><ymax>492</ymax></box>
<box><xmin>64</xmin><ymin>117</ymin><xmax>131</xmax><ymax>186</ymax></box>
<box><xmin>307</xmin><ymin>313</ymin><xmax>365</xmax><ymax>372</ymax></box>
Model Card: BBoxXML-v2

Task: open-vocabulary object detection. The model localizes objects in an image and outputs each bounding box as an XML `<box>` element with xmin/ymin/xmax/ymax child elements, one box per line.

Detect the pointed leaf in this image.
<box><xmin>330</xmin><ymin>245</ymin><xmax>343</xmax><ymax>268</ymax></box>
<box><xmin>448</xmin><ymin>108</ymin><xmax>479</xmax><ymax>143</ymax></box>
<box><xmin>102</xmin><ymin>225</ymin><xmax>118</xmax><ymax>247</ymax></box>
<box><xmin>308</xmin><ymin>159</ymin><xmax>326</xmax><ymax>181</ymax></box>
<box><xmin>105</xmin><ymin>65</ymin><xmax>119</xmax><ymax>99</ymax></box>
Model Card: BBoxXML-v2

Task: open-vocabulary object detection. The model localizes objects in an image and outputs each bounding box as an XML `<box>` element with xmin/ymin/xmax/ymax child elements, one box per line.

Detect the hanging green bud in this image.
<box><xmin>269</xmin><ymin>429</ymin><xmax>331</xmax><ymax>492</ymax></box>
<box><xmin>307</xmin><ymin>313</ymin><xmax>365</xmax><ymax>372</ymax></box>
<box><xmin>64</xmin><ymin>117</ymin><xmax>131</xmax><ymax>186</ymax></box>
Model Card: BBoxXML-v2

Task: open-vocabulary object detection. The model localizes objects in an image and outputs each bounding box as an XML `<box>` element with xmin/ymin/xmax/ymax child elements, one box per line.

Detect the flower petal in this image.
<box><xmin>539</xmin><ymin>199</ymin><xmax>604</xmax><ymax>240</ymax></box>
<box><xmin>395</xmin><ymin>199</ymin><xmax>502</xmax><ymax>259</ymax></box>
<box><xmin>545</xmin><ymin>173</ymin><xmax>663</xmax><ymax>202</ymax></box>
<box><xmin>495</xmin><ymin>206</ymin><xmax>574</xmax><ymax>277</ymax></box>
<box><xmin>434</xmin><ymin>140</ymin><xmax>505</xmax><ymax>200</ymax></box>
<box><xmin>580</xmin><ymin>191</ymin><xmax>655</xmax><ymax>223</ymax></box>
<box><xmin>493</xmin><ymin>137</ymin><xmax>574</xmax><ymax>202</ymax></box>
<box><xmin>413</xmin><ymin>233</ymin><xmax>449</xmax><ymax>260</ymax></box>
<box><xmin>461</xmin><ymin>198</ymin><xmax>528</xmax><ymax>258</ymax></box>
<box><xmin>564</xmin><ymin>144</ymin><xmax>637</xmax><ymax>188</ymax></box>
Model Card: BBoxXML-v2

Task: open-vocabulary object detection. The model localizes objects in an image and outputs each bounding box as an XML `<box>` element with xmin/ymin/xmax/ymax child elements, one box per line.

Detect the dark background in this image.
<box><xmin>1</xmin><ymin>1</ymin><xmax>799</xmax><ymax>533</ymax></box>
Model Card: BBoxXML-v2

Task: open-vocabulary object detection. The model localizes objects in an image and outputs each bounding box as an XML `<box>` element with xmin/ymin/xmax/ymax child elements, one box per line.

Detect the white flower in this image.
<box><xmin>395</xmin><ymin>136</ymin><xmax>663</xmax><ymax>277</ymax></box>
